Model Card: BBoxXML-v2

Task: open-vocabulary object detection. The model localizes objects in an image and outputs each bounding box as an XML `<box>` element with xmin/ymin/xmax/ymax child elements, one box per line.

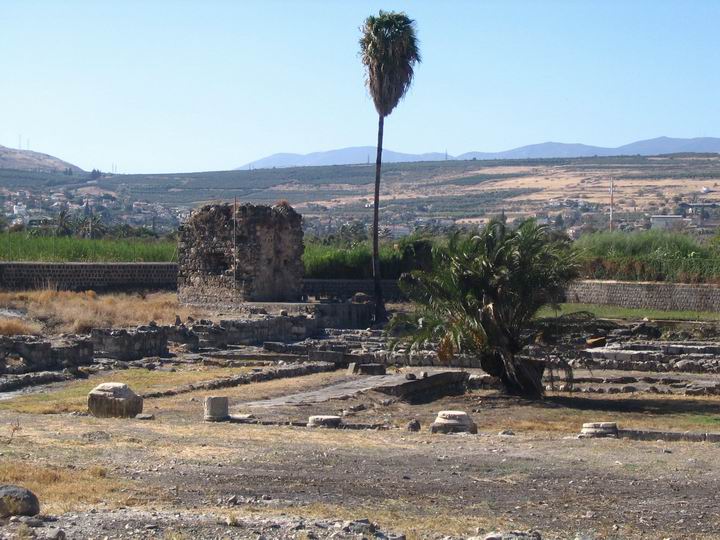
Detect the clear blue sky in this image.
<box><xmin>2</xmin><ymin>0</ymin><xmax>719</xmax><ymax>173</ymax></box>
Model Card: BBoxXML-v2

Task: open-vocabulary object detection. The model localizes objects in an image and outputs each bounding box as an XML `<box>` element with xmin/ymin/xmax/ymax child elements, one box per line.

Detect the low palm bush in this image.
<box><xmin>390</xmin><ymin>219</ymin><xmax>578</xmax><ymax>398</ymax></box>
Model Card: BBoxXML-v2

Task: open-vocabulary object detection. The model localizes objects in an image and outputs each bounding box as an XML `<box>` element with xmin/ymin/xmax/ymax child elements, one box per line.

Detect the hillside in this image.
<box><xmin>241</xmin><ymin>136</ymin><xmax>720</xmax><ymax>168</ymax></box>
<box><xmin>6</xmin><ymin>154</ymin><xmax>720</xmax><ymax>228</ymax></box>
<box><xmin>0</xmin><ymin>145</ymin><xmax>83</xmax><ymax>173</ymax></box>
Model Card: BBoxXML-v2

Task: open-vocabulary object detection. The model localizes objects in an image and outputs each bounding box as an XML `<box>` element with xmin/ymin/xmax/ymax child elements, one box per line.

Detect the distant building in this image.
<box><xmin>650</xmin><ymin>215</ymin><xmax>691</xmax><ymax>230</ymax></box>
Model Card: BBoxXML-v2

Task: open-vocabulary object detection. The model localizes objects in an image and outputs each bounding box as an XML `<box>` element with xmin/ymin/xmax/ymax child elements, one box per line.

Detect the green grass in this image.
<box><xmin>575</xmin><ymin>229</ymin><xmax>710</xmax><ymax>259</ymax></box>
<box><xmin>0</xmin><ymin>234</ymin><xmax>176</xmax><ymax>262</ymax></box>
<box><xmin>0</xmin><ymin>367</ymin><xmax>249</xmax><ymax>414</ymax></box>
<box><xmin>576</xmin><ymin>230</ymin><xmax>720</xmax><ymax>283</ymax></box>
<box><xmin>537</xmin><ymin>302</ymin><xmax>720</xmax><ymax>321</ymax></box>
<box><xmin>303</xmin><ymin>237</ymin><xmax>434</xmax><ymax>279</ymax></box>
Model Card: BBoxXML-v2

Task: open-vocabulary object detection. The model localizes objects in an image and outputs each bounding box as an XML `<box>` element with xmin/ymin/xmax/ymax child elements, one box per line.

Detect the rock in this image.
<box><xmin>352</xmin><ymin>292</ymin><xmax>372</xmax><ymax>304</ymax></box>
<box><xmin>406</xmin><ymin>419</ymin><xmax>421</xmax><ymax>432</ymax></box>
<box><xmin>468</xmin><ymin>373</ymin><xmax>502</xmax><ymax>389</ymax></box>
<box><xmin>630</xmin><ymin>322</ymin><xmax>661</xmax><ymax>338</ymax></box>
<box><xmin>81</xmin><ymin>430</ymin><xmax>111</xmax><ymax>442</ymax></box>
<box><xmin>484</xmin><ymin>531</ymin><xmax>542</xmax><ymax>540</ymax></box>
<box><xmin>44</xmin><ymin>529</ymin><xmax>66</xmax><ymax>540</ymax></box>
<box><xmin>674</xmin><ymin>359</ymin><xmax>703</xmax><ymax>372</ymax></box>
<box><xmin>307</xmin><ymin>415</ymin><xmax>342</xmax><ymax>428</ymax></box>
<box><xmin>0</xmin><ymin>485</ymin><xmax>40</xmax><ymax>518</ymax></box>
<box><xmin>347</xmin><ymin>518</ymin><xmax>375</xmax><ymax>534</ymax></box>
<box><xmin>586</xmin><ymin>336</ymin><xmax>606</xmax><ymax>348</ymax></box>
<box><xmin>135</xmin><ymin>413</ymin><xmax>155</xmax><ymax>420</ymax></box>
<box><xmin>430</xmin><ymin>410</ymin><xmax>478</xmax><ymax>434</ymax></box>
<box><xmin>11</xmin><ymin>515</ymin><xmax>44</xmax><ymax>527</ymax></box>
<box><xmin>204</xmin><ymin>396</ymin><xmax>230</xmax><ymax>422</ymax></box>
<box><xmin>405</xmin><ymin>373</ymin><xmax>417</xmax><ymax>380</ymax></box>
<box><xmin>87</xmin><ymin>383</ymin><xmax>143</xmax><ymax>418</ymax></box>
<box><xmin>498</xmin><ymin>429</ymin><xmax>515</xmax><ymax>436</ymax></box>
<box><xmin>279</xmin><ymin>310</ymin><xmax>288</xmax><ymax>317</ymax></box>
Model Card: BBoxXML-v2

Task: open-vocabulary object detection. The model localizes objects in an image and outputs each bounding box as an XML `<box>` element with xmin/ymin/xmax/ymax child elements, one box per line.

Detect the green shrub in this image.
<box><xmin>0</xmin><ymin>233</ymin><xmax>176</xmax><ymax>262</ymax></box>
<box><xmin>302</xmin><ymin>237</ymin><xmax>434</xmax><ymax>279</ymax></box>
<box><xmin>575</xmin><ymin>230</ymin><xmax>720</xmax><ymax>283</ymax></box>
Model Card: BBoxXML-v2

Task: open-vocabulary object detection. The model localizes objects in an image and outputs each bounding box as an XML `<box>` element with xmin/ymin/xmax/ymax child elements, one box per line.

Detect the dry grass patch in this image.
<box><xmin>0</xmin><ymin>459</ymin><xmax>134</xmax><ymax>514</ymax></box>
<box><xmin>0</xmin><ymin>290</ymin><xmax>210</xmax><ymax>334</ymax></box>
<box><xmin>0</xmin><ymin>366</ymin><xmax>250</xmax><ymax>414</ymax></box>
<box><xmin>471</xmin><ymin>391</ymin><xmax>720</xmax><ymax>434</ymax></box>
<box><xmin>0</xmin><ymin>317</ymin><xmax>42</xmax><ymax>336</ymax></box>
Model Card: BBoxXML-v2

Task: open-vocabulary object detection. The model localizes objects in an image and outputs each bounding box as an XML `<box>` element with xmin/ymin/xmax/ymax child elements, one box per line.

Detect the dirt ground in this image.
<box><xmin>1</xmin><ymin>367</ymin><xmax>720</xmax><ymax>539</ymax></box>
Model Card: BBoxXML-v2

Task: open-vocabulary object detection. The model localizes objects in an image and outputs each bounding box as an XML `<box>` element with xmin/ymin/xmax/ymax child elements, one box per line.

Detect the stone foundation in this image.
<box><xmin>0</xmin><ymin>336</ymin><xmax>93</xmax><ymax>374</ymax></box>
<box><xmin>90</xmin><ymin>326</ymin><xmax>169</xmax><ymax>361</ymax></box>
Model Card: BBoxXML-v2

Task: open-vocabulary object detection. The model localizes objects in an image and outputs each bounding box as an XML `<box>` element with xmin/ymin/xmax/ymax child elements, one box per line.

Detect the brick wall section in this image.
<box><xmin>565</xmin><ymin>279</ymin><xmax>720</xmax><ymax>312</ymax></box>
<box><xmin>0</xmin><ymin>262</ymin><xmax>177</xmax><ymax>292</ymax></box>
<box><xmin>3</xmin><ymin>264</ymin><xmax>719</xmax><ymax>313</ymax></box>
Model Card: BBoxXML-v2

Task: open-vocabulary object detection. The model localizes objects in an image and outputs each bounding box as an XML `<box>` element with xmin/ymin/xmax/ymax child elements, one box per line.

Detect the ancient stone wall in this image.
<box><xmin>0</xmin><ymin>262</ymin><xmax>177</xmax><ymax>292</ymax></box>
<box><xmin>303</xmin><ymin>279</ymin><xmax>404</xmax><ymax>301</ymax></box>
<box><xmin>90</xmin><ymin>326</ymin><xmax>169</xmax><ymax>361</ymax></box>
<box><xmin>0</xmin><ymin>336</ymin><xmax>93</xmax><ymax>374</ymax></box>
<box><xmin>565</xmin><ymin>279</ymin><xmax>720</xmax><ymax>312</ymax></box>
<box><xmin>177</xmin><ymin>203</ymin><xmax>304</xmax><ymax>304</ymax></box>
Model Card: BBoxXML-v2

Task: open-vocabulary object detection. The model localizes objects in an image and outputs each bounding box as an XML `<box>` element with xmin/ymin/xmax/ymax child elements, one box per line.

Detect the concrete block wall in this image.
<box><xmin>565</xmin><ymin>279</ymin><xmax>720</xmax><ymax>312</ymax></box>
<box><xmin>4</xmin><ymin>262</ymin><xmax>720</xmax><ymax>314</ymax></box>
<box><xmin>0</xmin><ymin>262</ymin><xmax>177</xmax><ymax>292</ymax></box>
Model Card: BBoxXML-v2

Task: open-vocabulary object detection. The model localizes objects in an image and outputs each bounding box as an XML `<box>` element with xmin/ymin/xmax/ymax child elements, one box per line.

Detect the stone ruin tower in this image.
<box><xmin>177</xmin><ymin>202</ymin><xmax>304</xmax><ymax>304</ymax></box>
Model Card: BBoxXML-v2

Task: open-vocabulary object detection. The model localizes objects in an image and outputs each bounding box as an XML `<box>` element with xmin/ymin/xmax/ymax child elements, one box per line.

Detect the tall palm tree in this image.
<box><xmin>360</xmin><ymin>10</ymin><xmax>420</xmax><ymax>322</ymax></box>
<box><xmin>391</xmin><ymin>219</ymin><xmax>578</xmax><ymax>398</ymax></box>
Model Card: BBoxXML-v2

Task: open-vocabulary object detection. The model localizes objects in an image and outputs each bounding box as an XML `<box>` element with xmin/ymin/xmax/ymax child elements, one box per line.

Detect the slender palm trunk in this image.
<box><xmin>372</xmin><ymin>114</ymin><xmax>386</xmax><ymax>322</ymax></box>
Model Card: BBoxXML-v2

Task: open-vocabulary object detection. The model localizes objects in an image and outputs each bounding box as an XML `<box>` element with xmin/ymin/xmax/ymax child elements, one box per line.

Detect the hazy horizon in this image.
<box><xmin>2</xmin><ymin>0</ymin><xmax>720</xmax><ymax>174</ymax></box>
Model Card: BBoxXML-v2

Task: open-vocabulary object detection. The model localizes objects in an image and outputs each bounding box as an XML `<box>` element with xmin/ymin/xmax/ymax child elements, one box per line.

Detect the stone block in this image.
<box><xmin>357</xmin><ymin>363</ymin><xmax>386</xmax><ymax>375</ymax></box>
<box><xmin>204</xmin><ymin>396</ymin><xmax>230</xmax><ymax>422</ymax></box>
<box><xmin>308</xmin><ymin>350</ymin><xmax>347</xmax><ymax>365</ymax></box>
<box><xmin>430</xmin><ymin>410</ymin><xmax>477</xmax><ymax>434</ymax></box>
<box><xmin>87</xmin><ymin>383</ymin><xmax>143</xmax><ymax>418</ymax></box>
<box><xmin>307</xmin><ymin>415</ymin><xmax>342</xmax><ymax>428</ymax></box>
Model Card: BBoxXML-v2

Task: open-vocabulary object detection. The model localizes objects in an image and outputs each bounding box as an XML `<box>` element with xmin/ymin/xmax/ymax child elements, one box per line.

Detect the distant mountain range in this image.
<box><xmin>239</xmin><ymin>137</ymin><xmax>720</xmax><ymax>169</ymax></box>
<box><xmin>0</xmin><ymin>145</ymin><xmax>83</xmax><ymax>173</ymax></box>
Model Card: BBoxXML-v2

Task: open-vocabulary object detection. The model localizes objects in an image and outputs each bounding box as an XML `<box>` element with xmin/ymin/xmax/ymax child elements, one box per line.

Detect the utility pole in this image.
<box><xmin>233</xmin><ymin>196</ymin><xmax>238</xmax><ymax>292</ymax></box>
<box><xmin>609</xmin><ymin>177</ymin><xmax>615</xmax><ymax>232</ymax></box>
